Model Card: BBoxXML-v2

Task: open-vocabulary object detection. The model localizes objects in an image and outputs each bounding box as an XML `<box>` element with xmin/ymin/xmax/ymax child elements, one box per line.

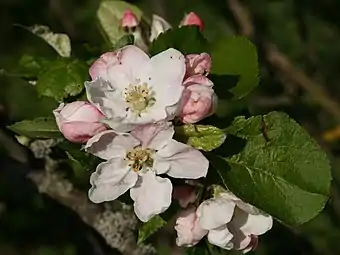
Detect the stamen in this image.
<box><xmin>126</xmin><ymin>146</ymin><xmax>155</xmax><ymax>172</ymax></box>
<box><xmin>124</xmin><ymin>82</ymin><xmax>156</xmax><ymax>116</ymax></box>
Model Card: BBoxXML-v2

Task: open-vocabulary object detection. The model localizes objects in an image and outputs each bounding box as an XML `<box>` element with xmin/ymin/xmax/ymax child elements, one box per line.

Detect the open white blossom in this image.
<box><xmin>86</xmin><ymin>45</ymin><xmax>186</xmax><ymax>131</ymax></box>
<box><xmin>196</xmin><ymin>190</ymin><xmax>272</xmax><ymax>252</ymax></box>
<box><xmin>86</xmin><ymin>122</ymin><xmax>209</xmax><ymax>222</ymax></box>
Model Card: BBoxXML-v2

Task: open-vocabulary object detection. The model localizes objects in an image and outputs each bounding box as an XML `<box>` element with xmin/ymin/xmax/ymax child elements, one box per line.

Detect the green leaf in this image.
<box><xmin>176</xmin><ymin>125</ymin><xmax>226</xmax><ymax>152</ymax></box>
<box><xmin>97</xmin><ymin>0</ymin><xmax>142</xmax><ymax>46</ymax></box>
<box><xmin>210</xmin><ymin>36</ymin><xmax>259</xmax><ymax>99</ymax></box>
<box><xmin>8</xmin><ymin>117</ymin><xmax>62</xmax><ymax>139</ymax></box>
<box><xmin>0</xmin><ymin>76</ymin><xmax>58</xmax><ymax>120</ymax></box>
<box><xmin>149</xmin><ymin>26</ymin><xmax>208</xmax><ymax>56</ymax></box>
<box><xmin>213</xmin><ymin>111</ymin><xmax>331</xmax><ymax>226</ymax></box>
<box><xmin>36</xmin><ymin>59</ymin><xmax>88</xmax><ymax>101</ymax></box>
<box><xmin>11</xmin><ymin>55</ymin><xmax>51</xmax><ymax>78</ymax></box>
<box><xmin>112</xmin><ymin>34</ymin><xmax>135</xmax><ymax>51</ymax></box>
<box><xmin>29</xmin><ymin>25</ymin><xmax>71</xmax><ymax>57</ymax></box>
<box><xmin>137</xmin><ymin>216</ymin><xmax>166</xmax><ymax>244</ymax></box>
<box><xmin>58</xmin><ymin>141</ymin><xmax>101</xmax><ymax>172</ymax></box>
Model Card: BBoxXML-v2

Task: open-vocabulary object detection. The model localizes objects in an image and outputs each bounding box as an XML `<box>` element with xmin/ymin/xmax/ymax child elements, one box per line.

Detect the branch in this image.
<box><xmin>226</xmin><ymin>0</ymin><xmax>340</xmax><ymax>123</ymax></box>
<box><xmin>0</xmin><ymin>129</ymin><xmax>155</xmax><ymax>255</ymax></box>
<box><xmin>28</xmin><ymin>160</ymin><xmax>155</xmax><ymax>255</ymax></box>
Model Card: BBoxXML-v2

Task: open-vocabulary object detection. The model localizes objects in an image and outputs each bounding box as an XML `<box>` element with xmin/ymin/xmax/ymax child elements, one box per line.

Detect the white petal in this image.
<box><xmin>197</xmin><ymin>197</ymin><xmax>235</xmax><ymax>230</ymax></box>
<box><xmin>221</xmin><ymin>191</ymin><xmax>260</xmax><ymax>215</ymax></box>
<box><xmin>137</xmin><ymin>48</ymin><xmax>185</xmax><ymax>108</ymax></box>
<box><xmin>130</xmin><ymin>172</ymin><xmax>172</xmax><ymax>222</ymax></box>
<box><xmin>101</xmin><ymin>118</ymin><xmax>135</xmax><ymax>133</ymax></box>
<box><xmin>155</xmin><ymin>140</ymin><xmax>209</xmax><ymax>178</ymax></box>
<box><xmin>85</xmin><ymin>130</ymin><xmax>140</xmax><ymax>160</ymax></box>
<box><xmin>88</xmin><ymin>158</ymin><xmax>138</xmax><ymax>203</ymax></box>
<box><xmin>230</xmin><ymin>207</ymin><xmax>273</xmax><ymax>236</ymax></box>
<box><xmin>150</xmin><ymin>14</ymin><xmax>172</xmax><ymax>41</ymax></box>
<box><xmin>85</xmin><ymin>78</ymin><xmax>127</xmax><ymax>119</ymax></box>
<box><xmin>207</xmin><ymin>225</ymin><xmax>233</xmax><ymax>249</ymax></box>
<box><xmin>242</xmin><ymin>235</ymin><xmax>258</xmax><ymax>253</ymax></box>
<box><xmin>131</xmin><ymin>122</ymin><xmax>174</xmax><ymax>150</ymax></box>
<box><xmin>229</xmin><ymin>231</ymin><xmax>251</xmax><ymax>251</ymax></box>
<box><xmin>106</xmin><ymin>45</ymin><xmax>150</xmax><ymax>89</ymax></box>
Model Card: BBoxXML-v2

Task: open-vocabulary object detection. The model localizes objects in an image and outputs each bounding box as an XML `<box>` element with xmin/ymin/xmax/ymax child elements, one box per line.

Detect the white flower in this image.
<box><xmin>196</xmin><ymin>191</ymin><xmax>272</xmax><ymax>252</ymax></box>
<box><xmin>86</xmin><ymin>45</ymin><xmax>186</xmax><ymax>131</ymax></box>
<box><xmin>86</xmin><ymin>122</ymin><xmax>209</xmax><ymax>222</ymax></box>
<box><xmin>150</xmin><ymin>14</ymin><xmax>172</xmax><ymax>42</ymax></box>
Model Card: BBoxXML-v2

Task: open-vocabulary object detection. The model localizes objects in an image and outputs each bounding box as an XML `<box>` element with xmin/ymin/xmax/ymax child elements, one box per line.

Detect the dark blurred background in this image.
<box><xmin>1</xmin><ymin>0</ymin><xmax>340</xmax><ymax>254</ymax></box>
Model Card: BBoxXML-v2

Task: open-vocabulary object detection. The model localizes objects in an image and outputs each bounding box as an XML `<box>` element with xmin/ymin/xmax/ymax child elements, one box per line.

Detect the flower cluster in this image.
<box><xmin>54</xmin><ymin>45</ymin><xmax>215</xmax><ymax>221</ymax></box>
<box><xmin>53</xmin><ymin>10</ymin><xmax>272</xmax><ymax>252</ymax></box>
<box><xmin>174</xmin><ymin>188</ymin><xmax>273</xmax><ymax>253</ymax></box>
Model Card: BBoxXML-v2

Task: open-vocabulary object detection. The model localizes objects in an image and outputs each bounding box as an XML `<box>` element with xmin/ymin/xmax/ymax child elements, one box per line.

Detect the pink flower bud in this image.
<box><xmin>180</xmin><ymin>12</ymin><xmax>204</xmax><ymax>31</ymax></box>
<box><xmin>175</xmin><ymin>207</ymin><xmax>208</xmax><ymax>247</ymax></box>
<box><xmin>183</xmin><ymin>74</ymin><xmax>213</xmax><ymax>87</ymax></box>
<box><xmin>89</xmin><ymin>51</ymin><xmax>120</xmax><ymax>80</ymax></box>
<box><xmin>180</xmin><ymin>85</ymin><xmax>217</xmax><ymax>124</ymax></box>
<box><xmin>173</xmin><ymin>186</ymin><xmax>197</xmax><ymax>208</ymax></box>
<box><xmin>121</xmin><ymin>9</ymin><xmax>139</xmax><ymax>28</ymax></box>
<box><xmin>185</xmin><ymin>53</ymin><xmax>212</xmax><ymax>77</ymax></box>
<box><xmin>53</xmin><ymin>101</ymin><xmax>107</xmax><ymax>143</ymax></box>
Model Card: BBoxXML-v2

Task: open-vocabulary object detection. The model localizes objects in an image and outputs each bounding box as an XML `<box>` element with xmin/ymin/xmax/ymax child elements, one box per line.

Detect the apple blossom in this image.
<box><xmin>173</xmin><ymin>185</ymin><xmax>197</xmax><ymax>208</ymax></box>
<box><xmin>86</xmin><ymin>122</ymin><xmax>209</xmax><ymax>222</ymax></box>
<box><xmin>180</xmin><ymin>84</ymin><xmax>217</xmax><ymax>124</ymax></box>
<box><xmin>121</xmin><ymin>9</ymin><xmax>139</xmax><ymax>29</ymax></box>
<box><xmin>180</xmin><ymin>12</ymin><xmax>204</xmax><ymax>31</ymax></box>
<box><xmin>175</xmin><ymin>207</ymin><xmax>208</xmax><ymax>247</ymax></box>
<box><xmin>150</xmin><ymin>14</ymin><xmax>172</xmax><ymax>42</ymax></box>
<box><xmin>196</xmin><ymin>190</ymin><xmax>272</xmax><ymax>252</ymax></box>
<box><xmin>53</xmin><ymin>101</ymin><xmax>107</xmax><ymax>143</ymax></box>
<box><xmin>86</xmin><ymin>45</ymin><xmax>186</xmax><ymax>131</ymax></box>
<box><xmin>185</xmin><ymin>53</ymin><xmax>212</xmax><ymax>77</ymax></box>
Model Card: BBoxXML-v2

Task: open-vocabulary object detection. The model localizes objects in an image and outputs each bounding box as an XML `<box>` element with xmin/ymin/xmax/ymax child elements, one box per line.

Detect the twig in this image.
<box><xmin>226</xmin><ymin>0</ymin><xmax>340</xmax><ymax>124</ymax></box>
<box><xmin>28</xmin><ymin>162</ymin><xmax>155</xmax><ymax>255</ymax></box>
<box><xmin>227</xmin><ymin>0</ymin><xmax>254</xmax><ymax>37</ymax></box>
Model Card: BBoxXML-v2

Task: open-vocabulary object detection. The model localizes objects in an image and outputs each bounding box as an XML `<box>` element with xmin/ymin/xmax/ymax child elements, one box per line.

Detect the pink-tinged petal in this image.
<box><xmin>130</xmin><ymin>172</ymin><xmax>172</xmax><ymax>222</ymax></box>
<box><xmin>88</xmin><ymin>158</ymin><xmax>138</xmax><ymax>203</ymax></box>
<box><xmin>85</xmin><ymin>130</ymin><xmax>140</xmax><ymax>160</ymax></box>
<box><xmin>106</xmin><ymin>45</ymin><xmax>150</xmax><ymax>89</ymax></box>
<box><xmin>180</xmin><ymin>85</ymin><xmax>217</xmax><ymax>124</ymax></box>
<box><xmin>53</xmin><ymin>101</ymin><xmax>107</xmax><ymax>143</ymax></box>
<box><xmin>197</xmin><ymin>197</ymin><xmax>235</xmax><ymax>230</ymax></box>
<box><xmin>173</xmin><ymin>185</ymin><xmax>197</xmax><ymax>208</ymax></box>
<box><xmin>175</xmin><ymin>207</ymin><xmax>208</xmax><ymax>247</ymax></box>
<box><xmin>180</xmin><ymin>12</ymin><xmax>204</xmax><ymax>31</ymax></box>
<box><xmin>89</xmin><ymin>52</ymin><xmax>120</xmax><ymax>80</ymax></box>
<box><xmin>185</xmin><ymin>53</ymin><xmax>211</xmax><ymax>76</ymax></box>
<box><xmin>154</xmin><ymin>139</ymin><xmax>209</xmax><ymax>179</ymax></box>
<box><xmin>137</xmin><ymin>48</ymin><xmax>186</xmax><ymax>107</ymax></box>
<box><xmin>207</xmin><ymin>225</ymin><xmax>234</xmax><ymax>249</ymax></box>
<box><xmin>121</xmin><ymin>9</ymin><xmax>139</xmax><ymax>28</ymax></box>
<box><xmin>85</xmin><ymin>78</ymin><xmax>128</xmax><ymax>120</ymax></box>
<box><xmin>230</xmin><ymin>207</ymin><xmax>273</xmax><ymax>236</ymax></box>
<box><xmin>131</xmin><ymin>122</ymin><xmax>174</xmax><ymax>150</ymax></box>
<box><xmin>183</xmin><ymin>75</ymin><xmax>213</xmax><ymax>87</ymax></box>
<box><xmin>150</xmin><ymin>14</ymin><xmax>172</xmax><ymax>41</ymax></box>
<box><xmin>60</xmin><ymin>122</ymin><xmax>107</xmax><ymax>143</ymax></box>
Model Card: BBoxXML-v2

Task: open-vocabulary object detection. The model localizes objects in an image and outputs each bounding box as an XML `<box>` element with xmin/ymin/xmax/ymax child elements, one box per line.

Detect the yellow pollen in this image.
<box><xmin>126</xmin><ymin>146</ymin><xmax>155</xmax><ymax>172</ymax></box>
<box><xmin>124</xmin><ymin>83</ymin><xmax>156</xmax><ymax>116</ymax></box>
